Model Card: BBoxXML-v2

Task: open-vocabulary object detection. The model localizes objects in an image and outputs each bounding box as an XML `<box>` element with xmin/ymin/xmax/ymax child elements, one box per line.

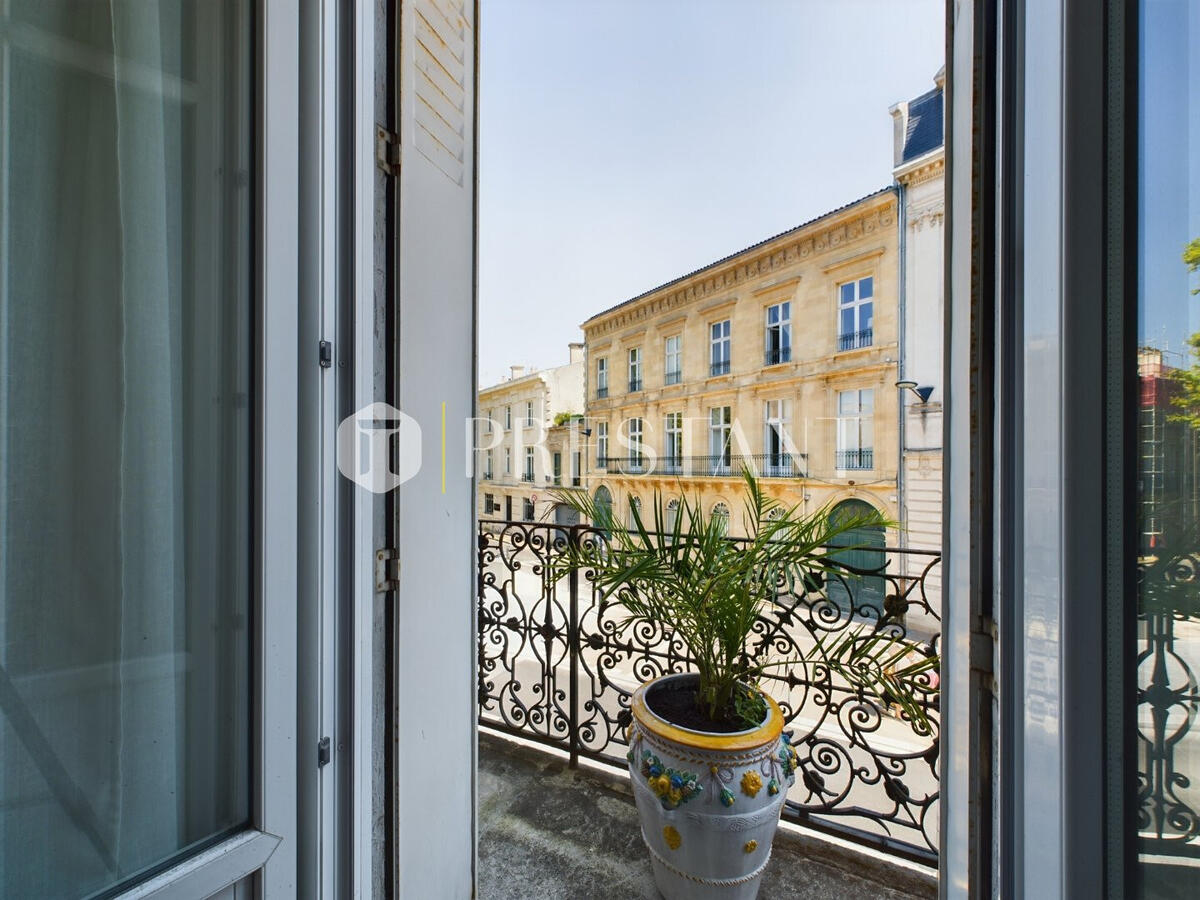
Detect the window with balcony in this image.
<box><xmin>628</xmin><ymin>417</ymin><xmax>644</xmax><ymax>471</ymax></box>
<box><xmin>523</xmin><ymin>447</ymin><xmax>535</xmax><ymax>482</ymax></box>
<box><xmin>596</xmin><ymin>357</ymin><xmax>608</xmax><ymax>398</ymax></box>
<box><xmin>664</xmin><ymin>411</ymin><xmax>683</xmax><ymax>473</ymax></box>
<box><xmin>710</xmin><ymin>319</ymin><xmax>731</xmax><ymax>376</ymax></box>
<box><xmin>628</xmin><ymin>347</ymin><xmax>642</xmax><ymax>392</ymax></box>
<box><xmin>765</xmin><ymin>302</ymin><xmax>791</xmax><ymax>365</ymax></box>
<box><xmin>764</xmin><ymin>399</ymin><xmax>796</xmax><ymax>475</ymax></box>
<box><xmin>553</xmin><ymin>452</ymin><xmax>562</xmax><ymax>485</ymax></box>
<box><xmin>486</xmin><ymin>409</ymin><xmax>493</xmax><ymax>433</ymax></box>
<box><xmin>709</xmin><ymin>406</ymin><xmax>732</xmax><ymax>474</ymax></box>
<box><xmin>838</xmin><ymin>276</ymin><xmax>874</xmax><ymax>350</ymax></box>
<box><xmin>505</xmin><ymin>405</ymin><xmax>512</xmax><ymax>429</ymax></box>
<box><xmin>664</xmin><ymin>335</ymin><xmax>682</xmax><ymax>384</ymax></box>
<box><xmin>485</xmin><ymin>449</ymin><xmax>494</xmax><ymax>480</ymax></box>
<box><xmin>836</xmin><ymin>388</ymin><xmax>874</xmax><ymax>469</ymax></box>
<box><xmin>597</xmin><ymin>422</ymin><xmax>609</xmax><ymax>467</ymax></box>
<box><xmin>484</xmin><ymin>493</ymin><xmax>495</xmax><ymax>514</ymax></box>
<box><xmin>571</xmin><ymin>451</ymin><xmax>581</xmax><ymax>487</ymax></box>
<box><xmin>525</xmin><ymin>400</ymin><xmax>535</xmax><ymax>427</ymax></box>
<box><xmin>522</xmin><ymin>498</ymin><xmax>535</xmax><ymax>521</ymax></box>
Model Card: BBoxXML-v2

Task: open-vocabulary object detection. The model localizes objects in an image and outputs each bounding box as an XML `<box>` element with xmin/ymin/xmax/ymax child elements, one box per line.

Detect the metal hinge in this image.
<box><xmin>317</xmin><ymin>736</ymin><xmax>331</xmax><ymax>768</ymax></box>
<box><xmin>376</xmin><ymin>125</ymin><xmax>400</xmax><ymax>176</ymax></box>
<box><xmin>375</xmin><ymin>547</ymin><xmax>399</xmax><ymax>593</ymax></box>
<box><xmin>319</xmin><ymin>340</ymin><xmax>332</xmax><ymax>369</ymax></box>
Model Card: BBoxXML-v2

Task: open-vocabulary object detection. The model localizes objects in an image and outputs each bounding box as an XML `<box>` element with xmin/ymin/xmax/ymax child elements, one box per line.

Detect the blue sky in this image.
<box><xmin>479</xmin><ymin>0</ymin><xmax>945</xmax><ymax>387</ymax></box>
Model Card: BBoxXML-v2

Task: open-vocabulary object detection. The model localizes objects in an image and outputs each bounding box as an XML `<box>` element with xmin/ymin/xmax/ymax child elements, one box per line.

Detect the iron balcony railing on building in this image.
<box><xmin>765</xmin><ymin>346</ymin><xmax>792</xmax><ymax>366</ymax></box>
<box><xmin>665</xmin><ymin>369</ymin><xmax>682</xmax><ymax>385</ymax></box>
<box><xmin>521</xmin><ymin>473</ymin><xmax>535</xmax><ymax>483</ymax></box>
<box><xmin>477</xmin><ymin>519</ymin><xmax>942</xmax><ymax>865</ymax></box>
<box><xmin>710</xmin><ymin>359</ymin><xmax>731</xmax><ymax>376</ymax></box>
<box><xmin>835</xmin><ymin>448</ymin><xmax>874</xmax><ymax>470</ymax></box>
<box><xmin>837</xmin><ymin>328</ymin><xmax>874</xmax><ymax>351</ymax></box>
<box><xmin>596</xmin><ymin>454</ymin><xmax>808</xmax><ymax>478</ymax></box>
<box><xmin>628</xmin><ymin>378</ymin><xmax>643</xmax><ymax>393</ymax></box>
<box><xmin>596</xmin><ymin>386</ymin><xmax>608</xmax><ymax>399</ymax></box>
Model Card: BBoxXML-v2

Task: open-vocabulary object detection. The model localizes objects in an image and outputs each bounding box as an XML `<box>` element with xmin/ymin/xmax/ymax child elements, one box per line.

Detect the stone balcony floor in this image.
<box><xmin>478</xmin><ymin>731</ymin><xmax>937</xmax><ymax>900</ymax></box>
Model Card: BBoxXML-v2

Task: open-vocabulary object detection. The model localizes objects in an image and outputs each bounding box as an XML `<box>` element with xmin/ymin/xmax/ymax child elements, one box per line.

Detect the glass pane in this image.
<box><xmin>841</xmin><ymin>306</ymin><xmax>855</xmax><ymax>336</ymax></box>
<box><xmin>859</xmin><ymin>275</ymin><xmax>873</xmax><ymax>298</ymax></box>
<box><xmin>840</xmin><ymin>282</ymin><xmax>855</xmax><ymax>305</ymax></box>
<box><xmin>1134</xmin><ymin>2</ymin><xmax>1200</xmax><ymax>895</ymax></box>
<box><xmin>0</xmin><ymin>2</ymin><xmax>253</xmax><ymax>897</ymax></box>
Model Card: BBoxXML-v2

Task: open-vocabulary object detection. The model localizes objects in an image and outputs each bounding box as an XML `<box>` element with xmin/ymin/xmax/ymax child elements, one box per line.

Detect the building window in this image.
<box><xmin>596</xmin><ymin>357</ymin><xmax>608</xmax><ymax>398</ymax></box>
<box><xmin>553</xmin><ymin>451</ymin><xmax>562</xmax><ymax>485</ymax></box>
<box><xmin>628</xmin><ymin>347</ymin><xmax>642</xmax><ymax>392</ymax></box>
<box><xmin>484</xmin><ymin>493</ymin><xmax>495</xmax><ymax>514</ymax></box>
<box><xmin>710</xmin><ymin>319</ymin><xmax>731</xmax><ymax>376</ymax></box>
<box><xmin>628</xmin><ymin>418</ymin><xmax>644</xmax><ymax>471</ymax></box>
<box><xmin>505</xmin><ymin>447</ymin><xmax>511</xmax><ymax>474</ymax></box>
<box><xmin>709</xmin><ymin>406</ymin><xmax>732</xmax><ymax>474</ymax></box>
<box><xmin>525</xmin><ymin>400</ymin><xmax>534</xmax><ymax>427</ymax></box>
<box><xmin>712</xmin><ymin>501</ymin><xmax>731</xmax><ymax>536</ymax></box>
<box><xmin>523</xmin><ymin>447</ymin><xmax>535</xmax><ymax>482</ymax></box>
<box><xmin>836</xmin><ymin>389</ymin><xmax>875</xmax><ymax>469</ymax></box>
<box><xmin>485</xmin><ymin>449</ymin><xmax>494</xmax><ymax>480</ymax></box>
<box><xmin>628</xmin><ymin>495</ymin><xmax>642</xmax><ymax>529</ymax></box>
<box><xmin>837</xmin><ymin>276</ymin><xmax>874</xmax><ymax>350</ymax></box>
<box><xmin>765</xmin><ymin>302</ymin><xmax>791</xmax><ymax>365</ymax></box>
<box><xmin>597</xmin><ymin>422</ymin><xmax>609</xmax><ymax>466</ymax></box>
<box><xmin>571</xmin><ymin>451</ymin><xmax>581</xmax><ymax>487</ymax></box>
<box><xmin>665</xmin><ymin>335</ymin><xmax>682</xmax><ymax>384</ymax></box>
<box><xmin>664</xmin><ymin>412</ymin><xmax>683</xmax><ymax>473</ymax></box>
<box><xmin>505</xmin><ymin>405</ymin><xmax>512</xmax><ymax>429</ymax></box>
<box><xmin>522</xmin><ymin>498</ymin><xmax>535</xmax><ymax>521</ymax></box>
<box><xmin>486</xmin><ymin>409</ymin><xmax>493</xmax><ymax>433</ymax></box>
<box><xmin>666</xmin><ymin>498</ymin><xmax>680</xmax><ymax>533</ymax></box>
<box><xmin>764</xmin><ymin>399</ymin><xmax>796</xmax><ymax>475</ymax></box>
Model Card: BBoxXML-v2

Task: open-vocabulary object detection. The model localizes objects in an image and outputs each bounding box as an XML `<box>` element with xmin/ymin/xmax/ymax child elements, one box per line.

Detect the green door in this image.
<box><xmin>827</xmin><ymin>500</ymin><xmax>886</xmax><ymax>615</ymax></box>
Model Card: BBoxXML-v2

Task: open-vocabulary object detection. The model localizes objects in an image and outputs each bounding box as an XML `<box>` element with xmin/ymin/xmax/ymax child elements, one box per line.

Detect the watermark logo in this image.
<box><xmin>336</xmin><ymin>402</ymin><xmax>422</xmax><ymax>493</ymax></box>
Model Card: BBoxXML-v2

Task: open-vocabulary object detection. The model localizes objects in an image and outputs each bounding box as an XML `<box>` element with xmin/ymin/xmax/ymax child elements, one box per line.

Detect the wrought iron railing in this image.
<box><xmin>710</xmin><ymin>359</ymin><xmax>731</xmax><ymax>376</ymax></box>
<box><xmin>477</xmin><ymin>519</ymin><xmax>942</xmax><ymax>864</ymax></box>
<box><xmin>836</xmin><ymin>448</ymin><xmax>874</xmax><ymax>470</ymax></box>
<box><xmin>595</xmin><ymin>453</ymin><xmax>808</xmax><ymax>478</ymax></box>
<box><xmin>597</xmin><ymin>385</ymin><xmax>609</xmax><ymax>399</ymax></box>
<box><xmin>665</xmin><ymin>369</ymin><xmax>682</xmax><ymax>385</ymax></box>
<box><xmin>765</xmin><ymin>346</ymin><xmax>792</xmax><ymax>366</ymax></box>
<box><xmin>628</xmin><ymin>378</ymin><xmax>643</xmax><ymax>392</ymax></box>
<box><xmin>837</xmin><ymin>328</ymin><xmax>874</xmax><ymax>351</ymax></box>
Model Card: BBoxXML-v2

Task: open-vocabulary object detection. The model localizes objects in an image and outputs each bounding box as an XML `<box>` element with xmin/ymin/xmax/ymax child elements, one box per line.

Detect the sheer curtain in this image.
<box><xmin>0</xmin><ymin>2</ymin><xmax>251</xmax><ymax>897</ymax></box>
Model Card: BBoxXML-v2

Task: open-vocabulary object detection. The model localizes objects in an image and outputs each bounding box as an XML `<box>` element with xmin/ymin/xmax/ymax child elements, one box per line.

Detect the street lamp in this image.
<box><xmin>894</xmin><ymin>379</ymin><xmax>934</xmax><ymax>403</ymax></box>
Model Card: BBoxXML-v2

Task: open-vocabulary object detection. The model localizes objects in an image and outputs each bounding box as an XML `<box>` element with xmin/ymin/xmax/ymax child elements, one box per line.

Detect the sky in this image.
<box><xmin>479</xmin><ymin>0</ymin><xmax>945</xmax><ymax>387</ymax></box>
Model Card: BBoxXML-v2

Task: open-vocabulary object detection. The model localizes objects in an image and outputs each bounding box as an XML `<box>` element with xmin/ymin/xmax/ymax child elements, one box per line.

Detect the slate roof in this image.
<box><xmin>582</xmin><ymin>186</ymin><xmax>897</xmax><ymax>327</ymax></box>
<box><xmin>901</xmin><ymin>85</ymin><xmax>944</xmax><ymax>163</ymax></box>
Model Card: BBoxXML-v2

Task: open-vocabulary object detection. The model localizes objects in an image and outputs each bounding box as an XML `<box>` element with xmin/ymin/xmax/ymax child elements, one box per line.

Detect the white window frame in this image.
<box><xmin>765</xmin><ymin>301</ymin><xmax>791</xmax><ymax>365</ymax></box>
<box><xmin>837</xmin><ymin>276</ymin><xmax>874</xmax><ymax>351</ymax></box>
<box><xmin>504</xmin><ymin>405</ymin><xmax>512</xmax><ymax>430</ymax></box>
<box><xmin>485</xmin><ymin>449</ymin><xmax>493</xmax><ymax>479</ymax></box>
<box><xmin>628</xmin><ymin>417</ymin><xmax>644</xmax><ymax>470</ymax></box>
<box><xmin>709</xmin><ymin>406</ymin><xmax>732</xmax><ymax>473</ymax></box>
<box><xmin>710</xmin><ymin>319</ymin><xmax>731</xmax><ymax>375</ymax></box>
<box><xmin>628</xmin><ymin>347</ymin><xmax>642</xmax><ymax>391</ymax></box>
<box><xmin>664</xmin><ymin>411</ymin><xmax>683</xmax><ymax>472</ymax></box>
<box><xmin>664</xmin><ymin>334</ymin><xmax>682</xmax><ymax>384</ymax></box>
<box><xmin>596</xmin><ymin>357</ymin><xmax>608</xmax><ymax>396</ymax></box>
<box><xmin>597</xmin><ymin>421</ymin><xmax>609</xmax><ymax>463</ymax></box>
<box><xmin>764</xmin><ymin>399</ymin><xmax>792</xmax><ymax>474</ymax></box>
<box><xmin>836</xmin><ymin>388</ymin><xmax>875</xmax><ymax>469</ymax></box>
<box><xmin>524</xmin><ymin>446</ymin><xmax>535</xmax><ymax>481</ymax></box>
<box><xmin>525</xmin><ymin>400</ymin><xmax>534</xmax><ymax>428</ymax></box>
<box><xmin>504</xmin><ymin>447</ymin><xmax>511</xmax><ymax>474</ymax></box>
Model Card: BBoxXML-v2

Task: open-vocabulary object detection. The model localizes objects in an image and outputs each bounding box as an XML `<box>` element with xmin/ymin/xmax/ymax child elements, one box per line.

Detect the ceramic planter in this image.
<box><xmin>626</xmin><ymin>673</ymin><xmax>798</xmax><ymax>900</ymax></box>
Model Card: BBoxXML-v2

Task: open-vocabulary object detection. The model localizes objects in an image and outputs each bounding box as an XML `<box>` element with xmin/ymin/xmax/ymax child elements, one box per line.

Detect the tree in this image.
<box><xmin>1186</xmin><ymin>236</ymin><xmax>1200</xmax><ymax>294</ymax></box>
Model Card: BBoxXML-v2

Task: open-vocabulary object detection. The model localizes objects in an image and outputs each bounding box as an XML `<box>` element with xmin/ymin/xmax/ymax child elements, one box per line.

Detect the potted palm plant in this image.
<box><xmin>550</xmin><ymin>471</ymin><xmax>936</xmax><ymax>900</ymax></box>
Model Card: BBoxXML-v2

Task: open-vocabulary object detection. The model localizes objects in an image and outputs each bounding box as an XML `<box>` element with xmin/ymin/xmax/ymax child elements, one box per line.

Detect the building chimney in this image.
<box><xmin>568</xmin><ymin>342</ymin><xmax>584</xmax><ymax>364</ymax></box>
<box><xmin>888</xmin><ymin>101</ymin><xmax>909</xmax><ymax>168</ymax></box>
<box><xmin>509</xmin><ymin>365</ymin><xmax>525</xmax><ymax>380</ymax></box>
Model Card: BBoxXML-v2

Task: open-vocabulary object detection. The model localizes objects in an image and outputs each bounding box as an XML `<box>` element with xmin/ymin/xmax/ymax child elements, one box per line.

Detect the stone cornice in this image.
<box><xmin>895</xmin><ymin>153</ymin><xmax>945</xmax><ymax>188</ymax></box>
<box><xmin>583</xmin><ymin>195</ymin><xmax>896</xmax><ymax>340</ymax></box>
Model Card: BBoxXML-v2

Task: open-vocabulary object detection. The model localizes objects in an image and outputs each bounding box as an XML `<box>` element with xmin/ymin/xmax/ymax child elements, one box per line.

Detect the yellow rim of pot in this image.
<box><xmin>630</xmin><ymin>674</ymin><xmax>784</xmax><ymax>752</ymax></box>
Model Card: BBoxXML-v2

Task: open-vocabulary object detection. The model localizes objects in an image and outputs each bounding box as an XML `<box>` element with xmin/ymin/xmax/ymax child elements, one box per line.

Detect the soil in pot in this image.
<box><xmin>644</xmin><ymin>675</ymin><xmax>768</xmax><ymax>734</ymax></box>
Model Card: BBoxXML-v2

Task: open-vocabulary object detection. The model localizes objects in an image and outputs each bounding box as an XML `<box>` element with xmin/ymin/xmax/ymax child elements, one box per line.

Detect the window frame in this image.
<box><xmin>664</xmin><ymin>334</ymin><xmax>682</xmax><ymax>384</ymax></box>
<box><xmin>764</xmin><ymin>301</ymin><xmax>792</xmax><ymax>365</ymax></box>
<box><xmin>836</xmin><ymin>276</ymin><xmax>875</xmax><ymax>351</ymax></box>
<box><xmin>664</xmin><ymin>411</ymin><xmax>683</xmax><ymax>472</ymax></box>
<box><xmin>628</xmin><ymin>417</ymin><xmax>644</xmax><ymax>470</ymax></box>
<box><xmin>710</xmin><ymin>319</ymin><xmax>731</xmax><ymax>376</ymax></box>
<box><xmin>628</xmin><ymin>347</ymin><xmax>642</xmax><ymax>392</ymax></box>
<box><xmin>835</xmin><ymin>388</ymin><xmax>874</xmax><ymax>470</ymax></box>
<box><xmin>709</xmin><ymin>406</ymin><xmax>732</xmax><ymax>473</ymax></box>
<box><xmin>596</xmin><ymin>357</ymin><xmax>608</xmax><ymax>397</ymax></box>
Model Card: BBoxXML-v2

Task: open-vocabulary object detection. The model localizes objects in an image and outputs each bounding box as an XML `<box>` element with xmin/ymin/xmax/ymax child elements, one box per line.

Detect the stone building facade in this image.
<box><xmin>477</xmin><ymin>344</ymin><xmax>585</xmax><ymax>526</ymax></box>
<box><xmin>580</xmin><ymin>188</ymin><xmax>902</xmax><ymax>542</ymax></box>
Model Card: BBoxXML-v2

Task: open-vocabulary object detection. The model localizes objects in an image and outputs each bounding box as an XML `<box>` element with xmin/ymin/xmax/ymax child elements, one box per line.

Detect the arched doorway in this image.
<box><xmin>827</xmin><ymin>498</ymin><xmax>886</xmax><ymax>614</ymax></box>
<box><xmin>593</xmin><ymin>485</ymin><xmax>613</xmax><ymax>527</ymax></box>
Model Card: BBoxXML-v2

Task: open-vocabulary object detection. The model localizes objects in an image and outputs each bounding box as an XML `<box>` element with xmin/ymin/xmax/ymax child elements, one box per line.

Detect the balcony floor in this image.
<box><xmin>478</xmin><ymin>732</ymin><xmax>936</xmax><ymax>900</ymax></box>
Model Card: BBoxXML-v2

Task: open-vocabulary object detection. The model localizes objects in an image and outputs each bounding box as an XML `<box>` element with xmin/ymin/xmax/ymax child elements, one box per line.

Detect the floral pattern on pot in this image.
<box><xmin>740</xmin><ymin>771</ymin><xmax>763</xmax><ymax>798</ymax></box>
<box><xmin>640</xmin><ymin>750</ymin><xmax>703</xmax><ymax>810</ymax></box>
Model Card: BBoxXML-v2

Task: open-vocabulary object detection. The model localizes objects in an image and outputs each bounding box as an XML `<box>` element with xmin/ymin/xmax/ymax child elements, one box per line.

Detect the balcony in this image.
<box><xmin>836</xmin><ymin>448</ymin><xmax>874</xmax><ymax>470</ymax></box>
<box><xmin>477</xmin><ymin>519</ymin><xmax>943</xmax><ymax>883</ymax></box>
<box><xmin>765</xmin><ymin>346</ymin><xmax>792</xmax><ymax>366</ymax></box>
<box><xmin>628</xmin><ymin>378</ymin><xmax>643</xmax><ymax>393</ymax></box>
<box><xmin>664</xmin><ymin>369</ymin><xmax>682</xmax><ymax>385</ymax></box>
<box><xmin>596</xmin><ymin>385</ymin><xmax>609</xmax><ymax>399</ymax></box>
<box><xmin>478</xmin><ymin>731</ymin><xmax>936</xmax><ymax>899</ymax></box>
<box><xmin>596</xmin><ymin>454</ymin><xmax>809</xmax><ymax>478</ymax></box>
<box><xmin>838</xmin><ymin>328</ymin><xmax>874</xmax><ymax>351</ymax></box>
<box><xmin>710</xmin><ymin>359</ymin><xmax>731</xmax><ymax>376</ymax></box>
<box><xmin>521</xmin><ymin>472</ymin><xmax>536</xmax><ymax>483</ymax></box>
